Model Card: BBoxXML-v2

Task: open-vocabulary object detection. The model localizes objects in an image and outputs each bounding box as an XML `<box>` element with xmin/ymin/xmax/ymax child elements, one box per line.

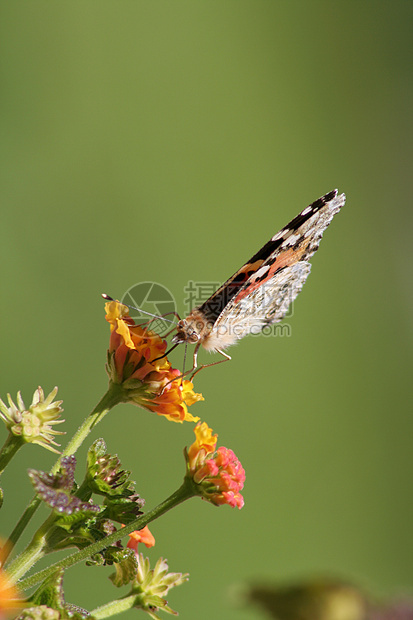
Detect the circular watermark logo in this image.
<box><xmin>121</xmin><ymin>282</ymin><xmax>177</xmax><ymax>336</ymax></box>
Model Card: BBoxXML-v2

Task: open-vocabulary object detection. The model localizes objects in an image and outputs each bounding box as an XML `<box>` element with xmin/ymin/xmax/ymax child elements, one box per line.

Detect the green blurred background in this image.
<box><xmin>1</xmin><ymin>2</ymin><xmax>412</xmax><ymax>619</ymax></box>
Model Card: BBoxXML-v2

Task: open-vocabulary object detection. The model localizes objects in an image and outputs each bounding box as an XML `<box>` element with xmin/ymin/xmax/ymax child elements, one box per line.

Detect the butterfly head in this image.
<box><xmin>172</xmin><ymin>318</ymin><xmax>201</xmax><ymax>345</ymax></box>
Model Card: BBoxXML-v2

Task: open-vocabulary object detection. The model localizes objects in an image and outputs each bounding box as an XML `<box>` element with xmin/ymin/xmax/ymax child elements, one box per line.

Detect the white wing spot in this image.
<box><xmin>304</xmin><ymin>227</ymin><xmax>315</xmax><ymax>238</ymax></box>
<box><xmin>272</xmin><ymin>229</ymin><xmax>287</xmax><ymax>241</ymax></box>
<box><xmin>301</xmin><ymin>206</ymin><xmax>312</xmax><ymax>216</ymax></box>
<box><xmin>253</xmin><ymin>265</ymin><xmax>270</xmax><ymax>280</ymax></box>
<box><xmin>281</xmin><ymin>233</ymin><xmax>300</xmax><ymax>247</ymax></box>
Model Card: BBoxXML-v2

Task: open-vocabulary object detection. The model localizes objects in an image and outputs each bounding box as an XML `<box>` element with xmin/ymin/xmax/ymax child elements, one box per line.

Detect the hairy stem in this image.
<box><xmin>0</xmin><ymin>434</ymin><xmax>23</xmax><ymax>477</ymax></box>
<box><xmin>14</xmin><ymin>479</ymin><xmax>194</xmax><ymax>591</ymax></box>
<box><xmin>5</xmin><ymin>385</ymin><xmax>123</xmax><ymax>562</ymax></box>
<box><xmin>91</xmin><ymin>595</ymin><xmax>136</xmax><ymax>619</ymax></box>
<box><xmin>4</xmin><ymin>513</ymin><xmax>56</xmax><ymax>583</ymax></box>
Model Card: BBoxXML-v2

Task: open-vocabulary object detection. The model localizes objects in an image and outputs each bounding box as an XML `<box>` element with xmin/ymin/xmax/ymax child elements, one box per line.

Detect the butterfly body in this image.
<box><xmin>174</xmin><ymin>310</ymin><xmax>240</xmax><ymax>352</ymax></box>
<box><xmin>172</xmin><ymin>189</ymin><xmax>346</xmax><ymax>366</ymax></box>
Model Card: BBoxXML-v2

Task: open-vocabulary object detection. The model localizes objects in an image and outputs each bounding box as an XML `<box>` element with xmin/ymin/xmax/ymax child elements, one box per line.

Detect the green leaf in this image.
<box><xmin>86</xmin><ymin>544</ymin><xmax>127</xmax><ymax>567</ymax></box>
<box><xmin>85</xmin><ymin>439</ymin><xmax>140</xmax><ymax>499</ymax></box>
<box><xmin>99</xmin><ymin>495</ymin><xmax>144</xmax><ymax>525</ymax></box>
<box><xmin>27</xmin><ymin>569</ymin><xmax>90</xmax><ymax>619</ymax></box>
<box><xmin>53</xmin><ymin>509</ymin><xmax>101</xmax><ymax>531</ymax></box>
<box><xmin>82</xmin><ymin>440</ymin><xmax>144</xmax><ymax>523</ymax></box>
<box><xmin>109</xmin><ymin>548</ymin><xmax>138</xmax><ymax>587</ymax></box>
<box><xmin>28</xmin><ymin>569</ymin><xmax>65</xmax><ymax>611</ymax></box>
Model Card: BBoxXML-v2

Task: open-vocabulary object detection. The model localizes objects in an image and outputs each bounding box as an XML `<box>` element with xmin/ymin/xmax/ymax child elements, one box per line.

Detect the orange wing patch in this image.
<box><xmin>232</xmin><ymin>245</ymin><xmax>308</xmax><ymax>304</ymax></box>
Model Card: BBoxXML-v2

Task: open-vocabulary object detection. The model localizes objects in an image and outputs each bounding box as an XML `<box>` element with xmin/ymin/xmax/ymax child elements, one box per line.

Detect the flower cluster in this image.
<box><xmin>185</xmin><ymin>423</ymin><xmax>245</xmax><ymax>509</ymax></box>
<box><xmin>105</xmin><ymin>300</ymin><xmax>203</xmax><ymax>423</ymax></box>
<box><xmin>0</xmin><ymin>387</ymin><xmax>64</xmax><ymax>454</ymax></box>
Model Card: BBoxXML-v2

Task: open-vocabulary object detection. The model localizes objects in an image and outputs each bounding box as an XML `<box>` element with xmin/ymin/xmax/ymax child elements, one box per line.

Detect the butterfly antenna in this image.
<box><xmin>101</xmin><ymin>293</ymin><xmax>177</xmax><ymax>324</ymax></box>
<box><xmin>151</xmin><ymin>342</ymin><xmax>180</xmax><ymax>364</ymax></box>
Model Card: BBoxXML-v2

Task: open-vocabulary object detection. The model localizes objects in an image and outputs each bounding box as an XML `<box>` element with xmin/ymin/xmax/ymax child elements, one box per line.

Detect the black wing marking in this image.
<box><xmin>196</xmin><ymin>190</ymin><xmax>343</xmax><ymax>325</ymax></box>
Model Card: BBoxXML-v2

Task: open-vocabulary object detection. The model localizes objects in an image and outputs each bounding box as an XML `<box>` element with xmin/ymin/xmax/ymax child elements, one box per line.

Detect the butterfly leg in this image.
<box><xmin>159</xmin><ymin>346</ymin><xmax>231</xmax><ymax>394</ymax></box>
<box><xmin>158</xmin><ymin>341</ymin><xmax>202</xmax><ymax>393</ymax></box>
<box><xmin>158</xmin><ymin>367</ymin><xmax>192</xmax><ymax>394</ymax></box>
<box><xmin>189</xmin><ymin>348</ymin><xmax>231</xmax><ymax>381</ymax></box>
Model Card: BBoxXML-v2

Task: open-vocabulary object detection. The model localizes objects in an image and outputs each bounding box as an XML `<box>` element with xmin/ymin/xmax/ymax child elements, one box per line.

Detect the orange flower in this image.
<box><xmin>104</xmin><ymin>300</ymin><xmax>202</xmax><ymax>423</ymax></box>
<box><xmin>185</xmin><ymin>423</ymin><xmax>245</xmax><ymax>509</ymax></box>
<box><xmin>127</xmin><ymin>526</ymin><xmax>155</xmax><ymax>555</ymax></box>
<box><xmin>147</xmin><ymin>375</ymin><xmax>203</xmax><ymax>423</ymax></box>
<box><xmin>0</xmin><ymin>567</ymin><xmax>23</xmax><ymax>618</ymax></box>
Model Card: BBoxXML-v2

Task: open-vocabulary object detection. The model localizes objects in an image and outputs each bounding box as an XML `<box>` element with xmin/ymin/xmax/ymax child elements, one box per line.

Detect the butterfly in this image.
<box><xmin>171</xmin><ymin>189</ymin><xmax>346</xmax><ymax>375</ymax></box>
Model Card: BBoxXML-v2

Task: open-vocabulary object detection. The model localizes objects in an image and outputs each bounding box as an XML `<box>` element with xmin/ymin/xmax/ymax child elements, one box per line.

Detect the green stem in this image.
<box><xmin>0</xmin><ymin>434</ymin><xmax>24</xmax><ymax>477</ymax></box>
<box><xmin>91</xmin><ymin>595</ymin><xmax>136</xmax><ymax>619</ymax></box>
<box><xmin>50</xmin><ymin>383</ymin><xmax>124</xmax><ymax>475</ymax></box>
<box><xmin>14</xmin><ymin>479</ymin><xmax>194</xmax><ymax>591</ymax></box>
<box><xmin>5</xmin><ymin>513</ymin><xmax>56</xmax><ymax>583</ymax></box>
<box><xmin>5</xmin><ymin>384</ymin><xmax>123</xmax><ymax>560</ymax></box>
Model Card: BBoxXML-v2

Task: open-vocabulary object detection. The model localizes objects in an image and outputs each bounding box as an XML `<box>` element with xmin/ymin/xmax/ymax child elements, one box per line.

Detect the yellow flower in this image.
<box><xmin>146</xmin><ymin>376</ymin><xmax>203</xmax><ymax>423</ymax></box>
<box><xmin>104</xmin><ymin>300</ymin><xmax>202</xmax><ymax>423</ymax></box>
<box><xmin>186</xmin><ymin>422</ymin><xmax>217</xmax><ymax>469</ymax></box>
<box><xmin>180</xmin><ymin>381</ymin><xmax>204</xmax><ymax>407</ymax></box>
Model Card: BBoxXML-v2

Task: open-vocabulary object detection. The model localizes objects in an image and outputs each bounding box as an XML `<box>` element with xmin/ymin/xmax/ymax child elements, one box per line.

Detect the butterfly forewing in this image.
<box><xmin>201</xmin><ymin>190</ymin><xmax>346</xmax><ymax>346</ymax></box>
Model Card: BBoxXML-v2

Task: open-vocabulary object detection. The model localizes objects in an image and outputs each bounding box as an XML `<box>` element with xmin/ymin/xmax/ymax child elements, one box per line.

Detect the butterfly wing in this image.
<box><xmin>199</xmin><ymin>189</ymin><xmax>345</xmax><ymax>347</ymax></box>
